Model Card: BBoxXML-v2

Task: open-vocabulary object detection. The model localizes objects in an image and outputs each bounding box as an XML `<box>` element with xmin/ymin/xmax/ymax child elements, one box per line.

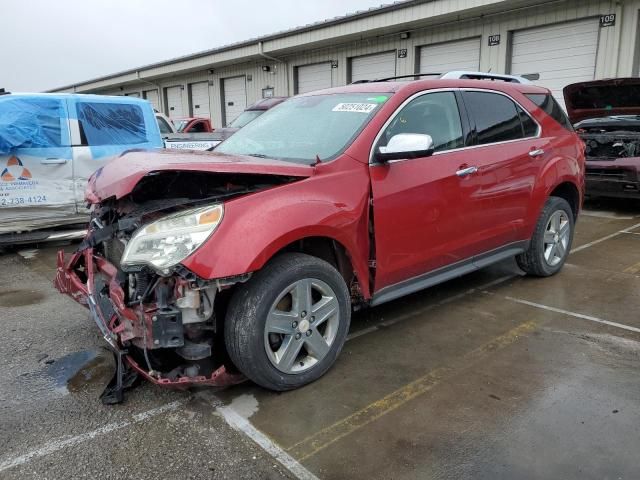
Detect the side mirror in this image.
<box><xmin>376</xmin><ymin>133</ymin><xmax>434</xmax><ymax>162</ymax></box>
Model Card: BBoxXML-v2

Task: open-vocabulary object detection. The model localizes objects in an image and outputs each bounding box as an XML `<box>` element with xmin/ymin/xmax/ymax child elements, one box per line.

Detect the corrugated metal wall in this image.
<box><xmin>69</xmin><ymin>0</ymin><xmax>640</xmax><ymax>128</ymax></box>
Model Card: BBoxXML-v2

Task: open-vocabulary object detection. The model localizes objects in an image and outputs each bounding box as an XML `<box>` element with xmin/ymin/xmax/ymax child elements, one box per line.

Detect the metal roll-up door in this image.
<box><xmin>143</xmin><ymin>89</ymin><xmax>160</xmax><ymax>111</ymax></box>
<box><xmin>165</xmin><ymin>86</ymin><xmax>184</xmax><ymax>118</ymax></box>
<box><xmin>510</xmin><ymin>18</ymin><xmax>599</xmax><ymax>108</ymax></box>
<box><xmin>350</xmin><ymin>51</ymin><xmax>396</xmax><ymax>83</ymax></box>
<box><xmin>125</xmin><ymin>92</ymin><xmax>140</xmax><ymax>98</ymax></box>
<box><xmin>222</xmin><ymin>76</ymin><xmax>247</xmax><ymax>126</ymax></box>
<box><xmin>296</xmin><ymin>63</ymin><xmax>332</xmax><ymax>94</ymax></box>
<box><xmin>189</xmin><ymin>82</ymin><xmax>211</xmax><ymax>118</ymax></box>
<box><xmin>418</xmin><ymin>37</ymin><xmax>481</xmax><ymax>74</ymax></box>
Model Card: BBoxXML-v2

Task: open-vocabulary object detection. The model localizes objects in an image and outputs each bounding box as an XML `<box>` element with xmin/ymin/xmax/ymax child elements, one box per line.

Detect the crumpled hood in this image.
<box><xmin>563</xmin><ymin>78</ymin><xmax>640</xmax><ymax>124</ymax></box>
<box><xmin>87</xmin><ymin>149</ymin><xmax>313</xmax><ymax>202</ymax></box>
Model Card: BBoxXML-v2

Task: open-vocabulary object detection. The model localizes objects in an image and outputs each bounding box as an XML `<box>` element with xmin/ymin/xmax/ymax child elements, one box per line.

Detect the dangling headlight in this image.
<box><xmin>121</xmin><ymin>204</ymin><xmax>223</xmax><ymax>271</ymax></box>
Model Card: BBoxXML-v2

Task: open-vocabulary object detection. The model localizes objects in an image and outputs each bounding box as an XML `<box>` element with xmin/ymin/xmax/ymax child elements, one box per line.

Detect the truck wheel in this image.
<box><xmin>516</xmin><ymin>196</ymin><xmax>574</xmax><ymax>277</ymax></box>
<box><xmin>224</xmin><ymin>253</ymin><xmax>351</xmax><ymax>391</ymax></box>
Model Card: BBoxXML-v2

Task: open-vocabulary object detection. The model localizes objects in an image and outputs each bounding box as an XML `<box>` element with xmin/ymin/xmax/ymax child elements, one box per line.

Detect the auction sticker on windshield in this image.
<box><xmin>332</xmin><ymin>103</ymin><xmax>377</xmax><ymax>113</ymax></box>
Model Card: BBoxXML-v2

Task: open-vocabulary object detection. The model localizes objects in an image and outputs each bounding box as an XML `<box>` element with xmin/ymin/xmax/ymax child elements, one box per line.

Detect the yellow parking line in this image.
<box><xmin>623</xmin><ymin>261</ymin><xmax>640</xmax><ymax>275</ymax></box>
<box><xmin>287</xmin><ymin>320</ymin><xmax>537</xmax><ymax>461</ymax></box>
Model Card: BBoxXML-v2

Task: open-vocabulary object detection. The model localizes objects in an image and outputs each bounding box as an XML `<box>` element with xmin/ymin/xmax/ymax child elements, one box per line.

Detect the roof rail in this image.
<box><xmin>350</xmin><ymin>71</ymin><xmax>535</xmax><ymax>85</ymax></box>
<box><xmin>350</xmin><ymin>72</ymin><xmax>442</xmax><ymax>84</ymax></box>
<box><xmin>439</xmin><ymin>71</ymin><xmax>533</xmax><ymax>84</ymax></box>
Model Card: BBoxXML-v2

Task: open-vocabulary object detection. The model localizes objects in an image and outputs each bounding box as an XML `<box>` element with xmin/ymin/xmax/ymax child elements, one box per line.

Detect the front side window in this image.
<box><xmin>77</xmin><ymin>102</ymin><xmax>147</xmax><ymax>146</ymax></box>
<box><xmin>464</xmin><ymin>91</ymin><xmax>525</xmax><ymax>144</ymax></box>
<box><xmin>216</xmin><ymin>93</ymin><xmax>389</xmax><ymax>163</ymax></box>
<box><xmin>379</xmin><ymin>91</ymin><xmax>464</xmax><ymax>153</ymax></box>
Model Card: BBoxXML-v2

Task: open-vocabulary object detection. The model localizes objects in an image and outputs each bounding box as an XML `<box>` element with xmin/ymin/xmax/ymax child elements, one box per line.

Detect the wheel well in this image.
<box><xmin>275</xmin><ymin>237</ymin><xmax>356</xmax><ymax>286</ymax></box>
<box><xmin>550</xmin><ymin>182</ymin><xmax>579</xmax><ymax>220</ymax></box>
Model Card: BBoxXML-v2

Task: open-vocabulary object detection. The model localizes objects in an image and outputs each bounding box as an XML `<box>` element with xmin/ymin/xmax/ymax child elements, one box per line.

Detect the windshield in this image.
<box><xmin>228</xmin><ymin>110</ymin><xmax>263</xmax><ymax>128</ymax></box>
<box><xmin>216</xmin><ymin>93</ymin><xmax>389</xmax><ymax>163</ymax></box>
<box><xmin>173</xmin><ymin>120</ymin><xmax>189</xmax><ymax>132</ymax></box>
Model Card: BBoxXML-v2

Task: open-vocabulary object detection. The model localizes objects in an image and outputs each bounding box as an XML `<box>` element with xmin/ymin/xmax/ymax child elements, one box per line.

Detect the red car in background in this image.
<box><xmin>564</xmin><ymin>78</ymin><xmax>640</xmax><ymax>199</ymax></box>
<box><xmin>174</xmin><ymin>117</ymin><xmax>214</xmax><ymax>133</ymax></box>
<box><xmin>56</xmin><ymin>74</ymin><xmax>584</xmax><ymax>402</ymax></box>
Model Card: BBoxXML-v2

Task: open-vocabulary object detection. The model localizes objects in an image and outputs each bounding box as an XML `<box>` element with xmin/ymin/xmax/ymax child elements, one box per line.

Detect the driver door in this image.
<box><xmin>369</xmin><ymin>90</ymin><xmax>481</xmax><ymax>292</ymax></box>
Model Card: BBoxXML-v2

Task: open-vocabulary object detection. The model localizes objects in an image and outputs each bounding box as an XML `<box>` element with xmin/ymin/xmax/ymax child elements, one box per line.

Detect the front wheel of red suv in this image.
<box><xmin>516</xmin><ymin>196</ymin><xmax>574</xmax><ymax>277</ymax></box>
<box><xmin>224</xmin><ymin>253</ymin><xmax>351</xmax><ymax>391</ymax></box>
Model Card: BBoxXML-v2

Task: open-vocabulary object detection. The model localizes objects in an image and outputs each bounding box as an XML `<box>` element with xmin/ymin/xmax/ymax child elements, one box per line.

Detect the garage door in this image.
<box><xmin>418</xmin><ymin>37</ymin><xmax>481</xmax><ymax>74</ymax></box>
<box><xmin>510</xmin><ymin>18</ymin><xmax>599</xmax><ymax>108</ymax></box>
<box><xmin>189</xmin><ymin>82</ymin><xmax>211</xmax><ymax>118</ymax></box>
<box><xmin>296</xmin><ymin>63</ymin><xmax>333</xmax><ymax>94</ymax></box>
<box><xmin>125</xmin><ymin>92</ymin><xmax>140</xmax><ymax>98</ymax></box>
<box><xmin>350</xmin><ymin>51</ymin><xmax>396</xmax><ymax>83</ymax></box>
<box><xmin>165</xmin><ymin>86</ymin><xmax>184</xmax><ymax>118</ymax></box>
<box><xmin>143</xmin><ymin>89</ymin><xmax>160</xmax><ymax>111</ymax></box>
<box><xmin>222</xmin><ymin>76</ymin><xmax>247</xmax><ymax>126</ymax></box>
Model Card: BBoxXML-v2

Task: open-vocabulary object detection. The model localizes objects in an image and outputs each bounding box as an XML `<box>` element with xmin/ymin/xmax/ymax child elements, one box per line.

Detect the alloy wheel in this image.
<box><xmin>543</xmin><ymin>210</ymin><xmax>571</xmax><ymax>267</ymax></box>
<box><xmin>264</xmin><ymin>278</ymin><xmax>340</xmax><ymax>374</ymax></box>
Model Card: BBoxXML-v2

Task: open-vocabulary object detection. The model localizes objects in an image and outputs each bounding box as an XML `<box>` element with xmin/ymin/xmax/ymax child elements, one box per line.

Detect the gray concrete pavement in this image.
<box><xmin>1</xmin><ymin>200</ymin><xmax>639</xmax><ymax>479</ymax></box>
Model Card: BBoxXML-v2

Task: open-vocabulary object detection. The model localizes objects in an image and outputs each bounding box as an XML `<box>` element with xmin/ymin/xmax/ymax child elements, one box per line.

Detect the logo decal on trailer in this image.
<box><xmin>1</xmin><ymin>156</ymin><xmax>32</xmax><ymax>182</ymax></box>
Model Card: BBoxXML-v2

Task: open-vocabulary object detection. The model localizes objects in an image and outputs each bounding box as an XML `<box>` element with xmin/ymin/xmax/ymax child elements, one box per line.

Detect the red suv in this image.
<box><xmin>56</xmin><ymin>75</ymin><xmax>584</xmax><ymax>399</ymax></box>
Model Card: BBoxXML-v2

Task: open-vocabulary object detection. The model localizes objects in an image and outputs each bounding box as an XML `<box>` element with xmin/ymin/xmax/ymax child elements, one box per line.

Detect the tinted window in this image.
<box><xmin>526</xmin><ymin>94</ymin><xmax>574</xmax><ymax>131</ymax></box>
<box><xmin>77</xmin><ymin>102</ymin><xmax>147</xmax><ymax>146</ymax></box>
<box><xmin>517</xmin><ymin>106</ymin><xmax>538</xmax><ymax>137</ymax></box>
<box><xmin>190</xmin><ymin>121</ymin><xmax>207</xmax><ymax>133</ymax></box>
<box><xmin>464</xmin><ymin>92</ymin><xmax>523</xmax><ymax>144</ymax></box>
<box><xmin>380</xmin><ymin>91</ymin><xmax>464</xmax><ymax>152</ymax></box>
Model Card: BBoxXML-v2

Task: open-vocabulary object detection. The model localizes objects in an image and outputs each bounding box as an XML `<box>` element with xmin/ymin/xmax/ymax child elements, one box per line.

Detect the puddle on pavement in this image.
<box><xmin>0</xmin><ymin>289</ymin><xmax>45</xmax><ymax>307</ymax></box>
<box><xmin>14</xmin><ymin>350</ymin><xmax>114</xmax><ymax>403</ymax></box>
<box><xmin>44</xmin><ymin>350</ymin><xmax>114</xmax><ymax>392</ymax></box>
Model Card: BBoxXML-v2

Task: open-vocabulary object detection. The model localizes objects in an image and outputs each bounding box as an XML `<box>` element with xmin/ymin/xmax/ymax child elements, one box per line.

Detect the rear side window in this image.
<box><xmin>525</xmin><ymin>94</ymin><xmax>574</xmax><ymax>131</ymax></box>
<box><xmin>463</xmin><ymin>91</ymin><xmax>536</xmax><ymax>144</ymax></box>
<box><xmin>0</xmin><ymin>98</ymin><xmax>65</xmax><ymax>151</ymax></box>
<box><xmin>77</xmin><ymin>102</ymin><xmax>147</xmax><ymax>146</ymax></box>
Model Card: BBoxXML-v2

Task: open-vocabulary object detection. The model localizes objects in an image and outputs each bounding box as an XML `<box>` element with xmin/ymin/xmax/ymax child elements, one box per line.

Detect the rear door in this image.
<box><xmin>370</xmin><ymin>90</ymin><xmax>481</xmax><ymax>290</ymax></box>
<box><xmin>70</xmin><ymin>98</ymin><xmax>163</xmax><ymax>212</ymax></box>
<box><xmin>459</xmin><ymin>89</ymin><xmax>544</xmax><ymax>256</ymax></box>
<box><xmin>0</xmin><ymin>96</ymin><xmax>75</xmax><ymax>233</ymax></box>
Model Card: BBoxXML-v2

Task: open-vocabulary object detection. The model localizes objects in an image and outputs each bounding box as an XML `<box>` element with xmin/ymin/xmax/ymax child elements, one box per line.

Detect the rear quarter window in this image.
<box><xmin>525</xmin><ymin>94</ymin><xmax>574</xmax><ymax>131</ymax></box>
<box><xmin>77</xmin><ymin>102</ymin><xmax>148</xmax><ymax>146</ymax></box>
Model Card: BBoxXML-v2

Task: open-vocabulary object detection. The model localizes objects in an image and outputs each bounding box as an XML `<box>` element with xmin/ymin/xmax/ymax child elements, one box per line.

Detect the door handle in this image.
<box><xmin>456</xmin><ymin>166</ymin><xmax>478</xmax><ymax>177</ymax></box>
<box><xmin>529</xmin><ymin>148</ymin><xmax>545</xmax><ymax>158</ymax></box>
<box><xmin>40</xmin><ymin>158</ymin><xmax>68</xmax><ymax>165</ymax></box>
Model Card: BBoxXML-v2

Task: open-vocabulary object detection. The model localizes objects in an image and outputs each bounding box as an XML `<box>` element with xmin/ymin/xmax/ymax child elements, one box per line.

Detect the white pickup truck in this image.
<box><xmin>0</xmin><ymin>92</ymin><xmax>163</xmax><ymax>243</ymax></box>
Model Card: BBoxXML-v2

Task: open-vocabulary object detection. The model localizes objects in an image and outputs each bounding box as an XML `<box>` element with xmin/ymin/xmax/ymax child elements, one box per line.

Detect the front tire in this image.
<box><xmin>224</xmin><ymin>253</ymin><xmax>351</xmax><ymax>391</ymax></box>
<box><xmin>516</xmin><ymin>196</ymin><xmax>574</xmax><ymax>277</ymax></box>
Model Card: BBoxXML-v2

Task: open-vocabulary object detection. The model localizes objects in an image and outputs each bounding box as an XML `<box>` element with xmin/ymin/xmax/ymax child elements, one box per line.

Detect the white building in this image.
<box><xmin>50</xmin><ymin>0</ymin><xmax>640</xmax><ymax>127</ymax></box>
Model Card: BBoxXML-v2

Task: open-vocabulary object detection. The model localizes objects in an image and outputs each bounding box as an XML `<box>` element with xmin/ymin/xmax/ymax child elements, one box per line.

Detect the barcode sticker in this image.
<box><xmin>332</xmin><ymin>103</ymin><xmax>377</xmax><ymax>113</ymax></box>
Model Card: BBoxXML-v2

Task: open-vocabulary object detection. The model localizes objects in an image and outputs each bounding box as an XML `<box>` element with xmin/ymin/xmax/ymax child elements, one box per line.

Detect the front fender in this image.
<box><xmin>181</xmin><ymin>158</ymin><xmax>372</xmax><ymax>297</ymax></box>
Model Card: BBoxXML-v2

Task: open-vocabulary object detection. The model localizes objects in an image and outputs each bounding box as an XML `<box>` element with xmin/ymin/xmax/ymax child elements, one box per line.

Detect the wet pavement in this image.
<box><xmin>1</xmin><ymin>199</ymin><xmax>639</xmax><ymax>479</ymax></box>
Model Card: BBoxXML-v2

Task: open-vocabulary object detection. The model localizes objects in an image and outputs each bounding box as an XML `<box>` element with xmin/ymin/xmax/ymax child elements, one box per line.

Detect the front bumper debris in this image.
<box><xmin>585</xmin><ymin>160</ymin><xmax>640</xmax><ymax>199</ymax></box>
<box><xmin>55</xmin><ymin>249</ymin><xmax>245</xmax><ymax>397</ymax></box>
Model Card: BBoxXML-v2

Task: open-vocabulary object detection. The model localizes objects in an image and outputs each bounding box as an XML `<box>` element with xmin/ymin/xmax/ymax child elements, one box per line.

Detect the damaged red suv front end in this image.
<box><xmin>54</xmin><ymin>148</ymin><xmax>318</xmax><ymax>400</ymax></box>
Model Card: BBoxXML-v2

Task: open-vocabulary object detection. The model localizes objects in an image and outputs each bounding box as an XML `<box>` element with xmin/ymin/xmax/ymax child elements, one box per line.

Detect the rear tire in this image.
<box><xmin>516</xmin><ymin>196</ymin><xmax>574</xmax><ymax>277</ymax></box>
<box><xmin>224</xmin><ymin>253</ymin><xmax>351</xmax><ymax>391</ymax></box>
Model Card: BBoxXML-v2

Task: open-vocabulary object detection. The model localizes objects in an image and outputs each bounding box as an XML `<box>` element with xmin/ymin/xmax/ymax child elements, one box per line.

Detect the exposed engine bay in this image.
<box><xmin>56</xmin><ymin>170</ymin><xmax>299</xmax><ymax>402</ymax></box>
<box><xmin>577</xmin><ymin>124</ymin><xmax>640</xmax><ymax>160</ymax></box>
